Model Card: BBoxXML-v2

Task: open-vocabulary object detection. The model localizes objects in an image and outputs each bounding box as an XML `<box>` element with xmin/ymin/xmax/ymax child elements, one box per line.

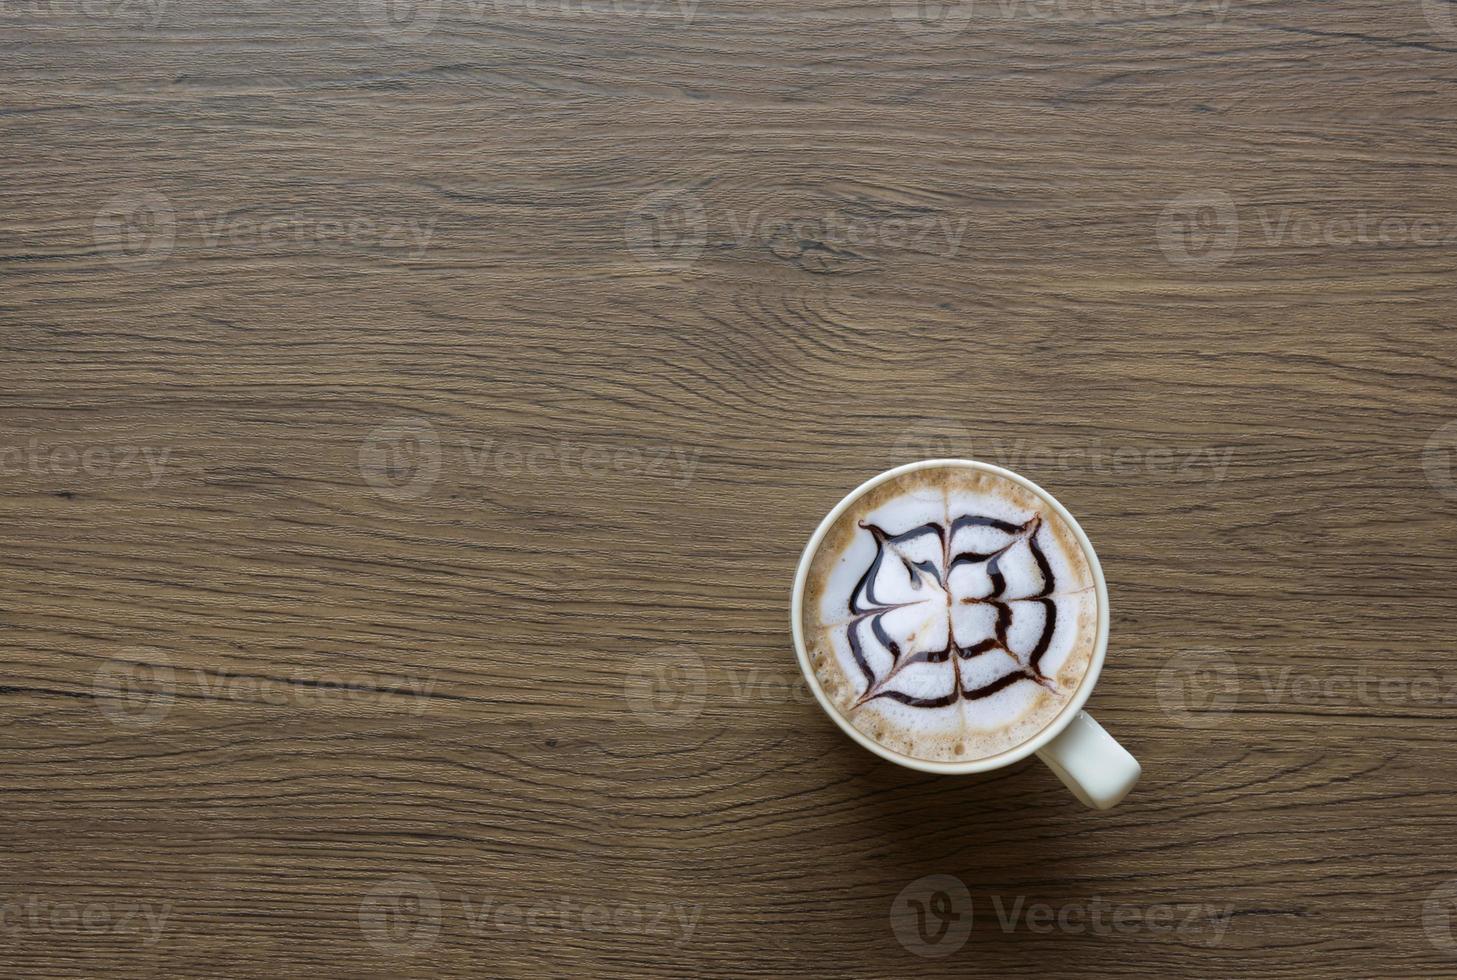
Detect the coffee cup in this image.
<box><xmin>790</xmin><ymin>459</ymin><xmax>1139</xmax><ymax>809</ymax></box>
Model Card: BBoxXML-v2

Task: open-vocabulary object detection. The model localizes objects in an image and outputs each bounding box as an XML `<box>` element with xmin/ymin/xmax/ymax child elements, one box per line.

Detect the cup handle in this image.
<box><xmin>1035</xmin><ymin>712</ymin><xmax>1140</xmax><ymax>810</ymax></box>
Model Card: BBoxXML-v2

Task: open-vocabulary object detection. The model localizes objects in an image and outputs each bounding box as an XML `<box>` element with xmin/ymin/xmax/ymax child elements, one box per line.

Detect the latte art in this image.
<box><xmin>849</xmin><ymin>514</ymin><xmax>1059</xmax><ymax>707</ymax></box>
<box><xmin>802</xmin><ymin>467</ymin><xmax>1098</xmax><ymax>763</ymax></box>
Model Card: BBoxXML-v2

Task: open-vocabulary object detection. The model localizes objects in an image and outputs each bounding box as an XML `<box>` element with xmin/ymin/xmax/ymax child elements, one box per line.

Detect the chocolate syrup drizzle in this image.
<box><xmin>846</xmin><ymin>513</ymin><xmax>1061</xmax><ymax>710</ymax></box>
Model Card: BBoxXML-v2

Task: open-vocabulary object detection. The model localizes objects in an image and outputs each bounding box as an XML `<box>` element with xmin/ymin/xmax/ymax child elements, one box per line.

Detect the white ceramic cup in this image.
<box><xmin>790</xmin><ymin>459</ymin><xmax>1140</xmax><ymax>809</ymax></box>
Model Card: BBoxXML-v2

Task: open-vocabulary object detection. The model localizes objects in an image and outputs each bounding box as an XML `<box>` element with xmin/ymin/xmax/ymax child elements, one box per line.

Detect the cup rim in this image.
<box><xmin>789</xmin><ymin>458</ymin><xmax>1110</xmax><ymax>775</ymax></box>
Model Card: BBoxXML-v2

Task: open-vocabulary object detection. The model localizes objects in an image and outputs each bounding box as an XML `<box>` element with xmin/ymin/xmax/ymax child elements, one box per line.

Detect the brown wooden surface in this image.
<box><xmin>4</xmin><ymin>0</ymin><xmax>1457</xmax><ymax>976</ymax></box>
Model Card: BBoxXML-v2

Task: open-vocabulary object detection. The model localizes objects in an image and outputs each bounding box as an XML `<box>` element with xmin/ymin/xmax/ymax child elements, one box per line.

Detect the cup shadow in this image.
<box><xmin>848</xmin><ymin>748</ymin><xmax>1089</xmax><ymax>889</ymax></box>
<box><xmin>844</xmin><ymin>753</ymin><xmax>1106</xmax><ymax>967</ymax></box>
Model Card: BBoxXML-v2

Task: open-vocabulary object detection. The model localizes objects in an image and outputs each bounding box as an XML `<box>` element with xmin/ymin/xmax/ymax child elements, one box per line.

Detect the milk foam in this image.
<box><xmin>803</xmin><ymin>468</ymin><xmax>1097</xmax><ymax>764</ymax></box>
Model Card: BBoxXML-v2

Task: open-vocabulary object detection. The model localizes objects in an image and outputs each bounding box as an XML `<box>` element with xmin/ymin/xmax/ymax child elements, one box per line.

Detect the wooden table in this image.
<box><xmin>4</xmin><ymin>0</ymin><xmax>1456</xmax><ymax>976</ymax></box>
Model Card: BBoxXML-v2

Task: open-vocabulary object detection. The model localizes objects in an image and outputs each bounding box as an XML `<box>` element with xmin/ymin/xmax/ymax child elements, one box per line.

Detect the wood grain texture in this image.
<box><xmin>3</xmin><ymin>0</ymin><xmax>1457</xmax><ymax>976</ymax></box>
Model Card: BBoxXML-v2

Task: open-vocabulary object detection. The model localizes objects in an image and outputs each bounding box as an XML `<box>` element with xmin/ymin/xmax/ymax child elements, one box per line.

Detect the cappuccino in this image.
<box><xmin>801</xmin><ymin>466</ymin><xmax>1098</xmax><ymax>763</ymax></box>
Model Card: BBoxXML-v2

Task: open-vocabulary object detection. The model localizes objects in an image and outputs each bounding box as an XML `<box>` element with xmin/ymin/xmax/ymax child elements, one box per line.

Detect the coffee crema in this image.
<box><xmin>801</xmin><ymin>467</ymin><xmax>1098</xmax><ymax>763</ymax></box>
